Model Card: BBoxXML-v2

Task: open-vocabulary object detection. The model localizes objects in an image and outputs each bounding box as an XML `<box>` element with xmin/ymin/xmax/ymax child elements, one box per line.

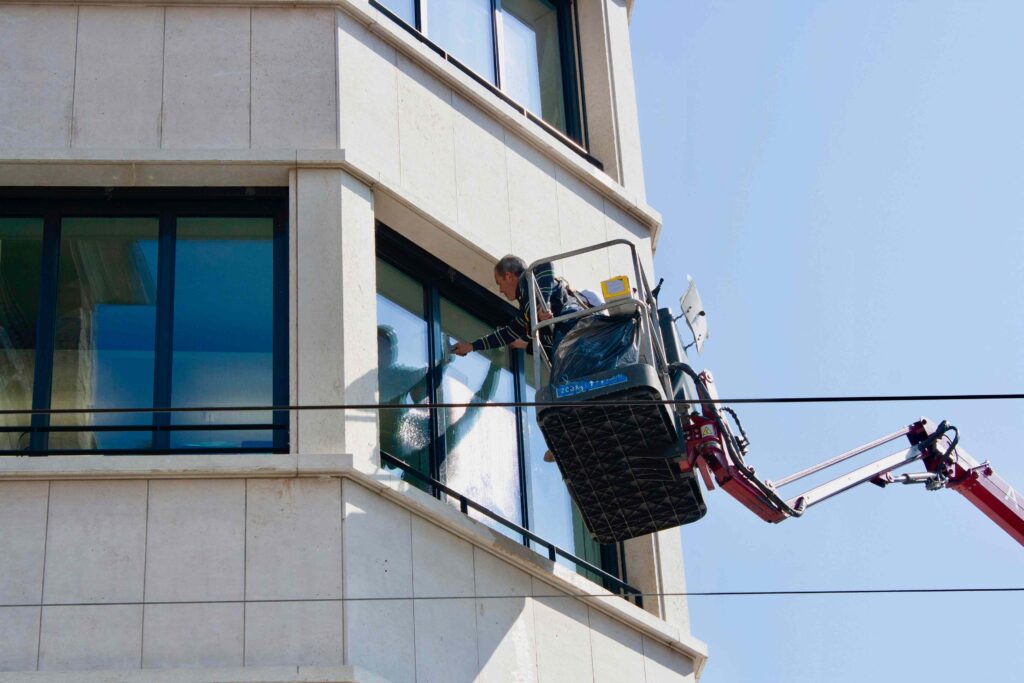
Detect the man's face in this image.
<box><xmin>494</xmin><ymin>270</ymin><xmax>519</xmax><ymax>301</ymax></box>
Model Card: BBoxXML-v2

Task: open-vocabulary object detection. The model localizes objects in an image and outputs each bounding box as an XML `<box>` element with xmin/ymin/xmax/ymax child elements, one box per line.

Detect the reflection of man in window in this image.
<box><xmin>451</xmin><ymin>255</ymin><xmax>584</xmax><ymax>359</ymax></box>
<box><xmin>377</xmin><ymin>326</ymin><xmax>431</xmax><ymax>472</ymax></box>
<box><xmin>377</xmin><ymin>325</ymin><xmax>501</xmax><ymax>471</ymax></box>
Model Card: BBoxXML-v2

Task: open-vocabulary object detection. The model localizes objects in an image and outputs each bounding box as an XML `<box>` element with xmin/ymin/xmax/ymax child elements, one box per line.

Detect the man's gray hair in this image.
<box><xmin>494</xmin><ymin>254</ymin><xmax>527</xmax><ymax>277</ymax></box>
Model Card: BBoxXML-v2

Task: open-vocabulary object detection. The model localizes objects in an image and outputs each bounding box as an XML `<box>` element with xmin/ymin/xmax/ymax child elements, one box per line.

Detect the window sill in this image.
<box><xmin>0</xmin><ymin>451</ymin><xmax>352</xmax><ymax>480</ymax></box>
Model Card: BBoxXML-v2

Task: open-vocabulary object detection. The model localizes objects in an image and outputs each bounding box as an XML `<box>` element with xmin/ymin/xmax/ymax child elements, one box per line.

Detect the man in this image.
<box><xmin>451</xmin><ymin>255</ymin><xmax>587</xmax><ymax>464</ymax></box>
<box><xmin>451</xmin><ymin>255</ymin><xmax>586</xmax><ymax>359</ymax></box>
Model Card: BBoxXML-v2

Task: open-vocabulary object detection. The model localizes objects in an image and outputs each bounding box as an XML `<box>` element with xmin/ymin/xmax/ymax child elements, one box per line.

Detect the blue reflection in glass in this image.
<box><xmin>93</xmin><ymin>300</ymin><xmax>156</xmax><ymax>450</ymax></box>
<box><xmin>170</xmin><ymin>219</ymin><xmax>274</xmax><ymax>449</ymax></box>
<box><xmin>376</xmin><ymin>259</ymin><xmax>432</xmax><ymax>489</ymax></box>
<box><xmin>51</xmin><ymin>219</ymin><xmax>158</xmax><ymax>451</ymax></box>
<box><xmin>428</xmin><ymin>0</ymin><xmax>496</xmax><ymax>82</ymax></box>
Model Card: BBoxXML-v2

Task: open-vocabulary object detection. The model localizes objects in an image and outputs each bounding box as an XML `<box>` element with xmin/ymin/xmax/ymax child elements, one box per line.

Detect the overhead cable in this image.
<box><xmin>2</xmin><ymin>392</ymin><xmax>1024</xmax><ymax>417</ymax></box>
<box><xmin>0</xmin><ymin>586</ymin><xmax>1019</xmax><ymax>610</ymax></box>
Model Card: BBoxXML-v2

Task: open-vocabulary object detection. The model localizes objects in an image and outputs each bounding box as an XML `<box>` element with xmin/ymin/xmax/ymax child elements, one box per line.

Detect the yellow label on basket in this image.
<box><xmin>601</xmin><ymin>275</ymin><xmax>631</xmax><ymax>300</ymax></box>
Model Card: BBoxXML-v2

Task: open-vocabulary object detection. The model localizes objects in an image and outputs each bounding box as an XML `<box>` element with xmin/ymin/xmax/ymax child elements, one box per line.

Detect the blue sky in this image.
<box><xmin>632</xmin><ymin>2</ymin><xmax>1024</xmax><ymax>681</ymax></box>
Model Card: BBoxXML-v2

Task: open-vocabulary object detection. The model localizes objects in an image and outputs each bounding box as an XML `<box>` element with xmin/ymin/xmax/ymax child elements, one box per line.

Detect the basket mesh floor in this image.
<box><xmin>538</xmin><ymin>387</ymin><xmax>706</xmax><ymax>543</ymax></box>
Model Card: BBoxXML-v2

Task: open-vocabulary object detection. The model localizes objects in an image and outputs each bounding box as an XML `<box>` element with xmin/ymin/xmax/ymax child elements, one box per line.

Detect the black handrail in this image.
<box><xmin>380</xmin><ymin>451</ymin><xmax>641</xmax><ymax>600</ymax></box>
<box><xmin>0</xmin><ymin>422</ymin><xmax>286</xmax><ymax>456</ymax></box>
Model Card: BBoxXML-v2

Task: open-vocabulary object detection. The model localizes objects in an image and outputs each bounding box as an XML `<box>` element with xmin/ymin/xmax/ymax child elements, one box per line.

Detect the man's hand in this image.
<box><xmin>451</xmin><ymin>341</ymin><xmax>474</xmax><ymax>357</ymax></box>
<box><xmin>538</xmin><ymin>308</ymin><xmax>553</xmax><ymax>321</ymax></box>
<box><xmin>509</xmin><ymin>339</ymin><xmax>529</xmax><ymax>350</ymax></box>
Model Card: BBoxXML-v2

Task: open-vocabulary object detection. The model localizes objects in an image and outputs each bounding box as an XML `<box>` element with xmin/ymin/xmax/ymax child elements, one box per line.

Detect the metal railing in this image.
<box><xmin>523</xmin><ymin>238</ymin><xmax>672</xmax><ymax>396</ymax></box>
<box><xmin>380</xmin><ymin>451</ymin><xmax>641</xmax><ymax>602</ymax></box>
<box><xmin>0</xmin><ymin>422</ymin><xmax>287</xmax><ymax>456</ymax></box>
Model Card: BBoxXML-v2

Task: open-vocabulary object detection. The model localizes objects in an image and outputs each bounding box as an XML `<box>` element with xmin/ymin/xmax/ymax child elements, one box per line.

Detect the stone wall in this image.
<box><xmin>0</xmin><ymin>459</ymin><xmax>705</xmax><ymax>681</ymax></box>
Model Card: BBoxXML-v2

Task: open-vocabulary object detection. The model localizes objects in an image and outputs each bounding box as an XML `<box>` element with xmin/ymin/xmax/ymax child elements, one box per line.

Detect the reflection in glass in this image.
<box><xmin>428</xmin><ymin>0</ymin><xmax>496</xmax><ymax>82</ymax></box>
<box><xmin>50</xmin><ymin>218</ymin><xmax>158</xmax><ymax>451</ymax></box>
<box><xmin>0</xmin><ymin>219</ymin><xmax>43</xmax><ymax>451</ymax></box>
<box><xmin>376</xmin><ymin>259</ymin><xmax>432</xmax><ymax>491</ymax></box>
<box><xmin>379</xmin><ymin>0</ymin><xmax>416</xmax><ymax>25</ymax></box>
<box><xmin>170</xmin><ymin>218</ymin><xmax>274</xmax><ymax>449</ymax></box>
<box><xmin>439</xmin><ymin>298</ymin><xmax>521</xmax><ymax>537</ymax></box>
<box><xmin>524</xmin><ymin>352</ymin><xmax>604</xmax><ymax>575</ymax></box>
<box><xmin>502</xmin><ymin>0</ymin><xmax>567</xmax><ymax>132</ymax></box>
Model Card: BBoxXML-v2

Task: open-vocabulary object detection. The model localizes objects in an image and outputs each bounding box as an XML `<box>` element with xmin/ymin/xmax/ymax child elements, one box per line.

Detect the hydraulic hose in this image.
<box><xmin>669</xmin><ymin>362</ymin><xmax>804</xmax><ymax>518</ymax></box>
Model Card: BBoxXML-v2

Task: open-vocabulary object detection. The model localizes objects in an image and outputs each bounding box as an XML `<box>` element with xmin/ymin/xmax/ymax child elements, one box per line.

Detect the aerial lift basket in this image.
<box><xmin>525</xmin><ymin>240</ymin><xmax>707</xmax><ymax>544</ymax></box>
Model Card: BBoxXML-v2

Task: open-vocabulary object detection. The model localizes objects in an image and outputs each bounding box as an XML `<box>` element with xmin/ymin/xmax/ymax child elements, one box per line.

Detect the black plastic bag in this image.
<box><xmin>551</xmin><ymin>313</ymin><xmax>640</xmax><ymax>384</ymax></box>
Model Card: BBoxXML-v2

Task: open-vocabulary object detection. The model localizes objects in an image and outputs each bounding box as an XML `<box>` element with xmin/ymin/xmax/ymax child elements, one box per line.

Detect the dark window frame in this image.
<box><xmin>369</xmin><ymin>0</ymin><xmax>599</xmax><ymax>169</ymax></box>
<box><xmin>375</xmin><ymin>222</ymin><xmax>626</xmax><ymax>586</ymax></box>
<box><xmin>0</xmin><ymin>188</ymin><xmax>290</xmax><ymax>456</ymax></box>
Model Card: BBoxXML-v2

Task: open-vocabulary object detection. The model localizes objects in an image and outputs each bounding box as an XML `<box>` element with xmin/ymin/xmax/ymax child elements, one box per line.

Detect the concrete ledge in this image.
<box><xmin>0</xmin><ymin>665</ymin><xmax>389</xmax><ymax>683</ymax></box>
<box><xmin>0</xmin><ymin>452</ymin><xmax>353</xmax><ymax>480</ymax></box>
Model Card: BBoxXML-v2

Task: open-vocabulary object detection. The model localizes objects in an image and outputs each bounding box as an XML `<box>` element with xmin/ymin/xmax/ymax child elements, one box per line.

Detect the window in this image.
<box><xmin>375</xmin><ymin>224</ymin><xmax>618</xmax><ymax>579</ymax></box>
<box><xmin>500</xmin><ymin>0</ymin><xmax>567</xmax><ymax>132</ymax></box>
<box><xmin>0</xmin><ymin>219</ymin><xmax>43</xmax><ymax>452</ymax></box>
<box><xmin>374</xmin><ymin>0</ymin><xmax>585</xmax><ymax>145</ymax></box>
<box><xmin>428</xmin><ymin>0</ymin><xmax>497</xmax><ymax>83</ymax></box>
<box><xmin>49</xmin><ymin>218</ymin><xmax>160</xmax><ymax>451</ymax></box>
<box><xmin>437</xmin><ymin>296</ymin><xmax>521</xmax><ymax>533</ymax></box>
<box><xmin>0</xmin><ymin>189</ymin><xmax>288</xmax><ymax>455</ymax></box>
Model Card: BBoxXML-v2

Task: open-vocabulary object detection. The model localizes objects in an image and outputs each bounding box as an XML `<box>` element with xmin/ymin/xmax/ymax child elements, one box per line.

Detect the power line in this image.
<box><xmin>0</xmin><ymin>587</ymin><xmax>1019</xmax><ymax>610</ymax></box>
<box><xmin>2</xmin><ymin>392</ymin><xmax>1023</xmax><ymax>417</ymax></box>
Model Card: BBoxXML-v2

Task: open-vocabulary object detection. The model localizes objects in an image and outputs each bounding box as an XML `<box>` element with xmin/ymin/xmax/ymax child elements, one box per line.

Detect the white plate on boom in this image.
<box><xmin>680</xmin><ymin>276</ymin><xmax>708</xmax><ymax>354</ymax></box>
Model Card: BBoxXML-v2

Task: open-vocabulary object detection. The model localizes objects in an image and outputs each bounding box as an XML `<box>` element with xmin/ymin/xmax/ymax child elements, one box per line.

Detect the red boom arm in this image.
<box><xmin>677</xmin><ymin>371</ymin><xmax>1024</xmax><ymax>547</ymax></box>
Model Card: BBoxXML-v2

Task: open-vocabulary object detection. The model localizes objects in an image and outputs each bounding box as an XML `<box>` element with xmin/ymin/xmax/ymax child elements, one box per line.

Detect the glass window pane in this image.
<box><xmin>439</xmin><ymin>297</ymin><xmax>521</xmax><ymax>537</ymax></box>
<box><xmin>379</xmin><ymin>0</ymin><xmax>416</xmax><ymax>25</ymax></box>
<box><xmin>501</xmin><ymin>0</ymin><xmax>567</xmax><ymax>132</ymax></box>
<box><xmin>376</xmin><ymin>259</ymin><xmax>432</xmax><ymax>491</ymax></box>
<box><xmin>523</xmin><ymin>352</ymin><xmax>603</xmax><ymax>575</ymax></box>
<box><xmin>50</xmin><ymin>218</ymin><xmax>159</xmax><ymax>451</ymax></box>
<box><xmin>428</xmin><ymin>0</ymin><xmax>497</xmax><ymax>82</ymax></box>
<box><xmin>0</xmin><ymin>219</ymin><xmax>43</xmax><ymax>452</ymax></box>
<box><xmin>170</xmin><ymin>218</ymin><xmax>274</xmax><ymax>449</ymax></box>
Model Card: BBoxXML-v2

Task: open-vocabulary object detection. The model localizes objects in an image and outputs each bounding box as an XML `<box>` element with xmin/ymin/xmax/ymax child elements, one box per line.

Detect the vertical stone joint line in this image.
<box><xmin>158</xmin><ymin>8</ymin><xmax>167</xmax><ymax>149</ymax></box>
<box><xmin>248</xmin><ymin>9</ymin><xmax>254</xmax><ymax>150</ymax></box>
<box><xmin>242</xmin><ymin>478</ymin><xmax>249</xmax><ymax>665</ymax></box>
<box><xmin>339</xmin><ymin>479</ymin><xmax>347</xmax><ymax>665</ymax></box>
<box><xmin>471</xmin><ymin>549</ymin><xmax>480</xmax><ymax>673</ymax></box>
<box><xmin>335</xmin><ymin>10</ymin><xmax>342</xmax><ymax>150</ymax></box>
<box><xmin>35</xmin><ymin>481</ymin><xmax>52</xmax><ymax>671</ymax></box>
<box><xmin>68</xmin><ymin>6</ymin><xmax>81</xmax><ymax>148</ymax></box>
<box><xmin>139</xmin><ymin>480</ymin><xmax>151</xmax><ymax>667</ymax></box>
<box><xmin>408</xmin><ymin>510</ymin><xmax>418</xmax><ymax>681</ymax></box>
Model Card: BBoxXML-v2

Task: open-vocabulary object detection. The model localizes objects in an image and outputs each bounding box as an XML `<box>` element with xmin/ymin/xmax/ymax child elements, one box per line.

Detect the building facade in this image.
<box><xmin>0</xmin><ymin>1</ymin><xmax>708</xmax><ymax>681</ymax></box>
